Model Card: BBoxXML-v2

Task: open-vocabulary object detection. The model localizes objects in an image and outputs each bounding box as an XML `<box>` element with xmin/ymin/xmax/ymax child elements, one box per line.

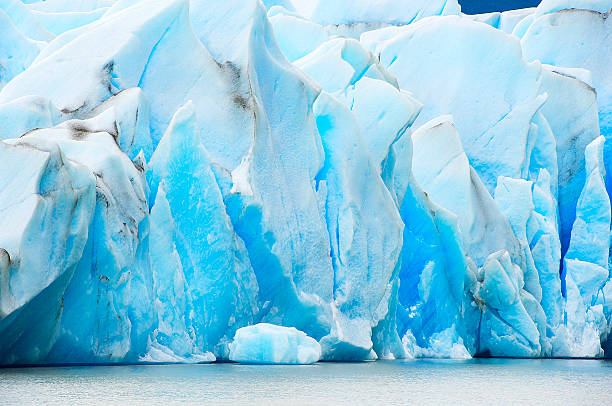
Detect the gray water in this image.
<box><xmin>0</xmin><ymin>359</ymin><xmax>610</xmax><ymax>405</ymax></box>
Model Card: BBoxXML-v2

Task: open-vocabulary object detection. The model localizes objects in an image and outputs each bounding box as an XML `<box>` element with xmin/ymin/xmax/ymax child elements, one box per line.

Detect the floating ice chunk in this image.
<box><xmin>229</xmin><ymin>323</ymin><xmax>321</xmax><ymax>364</ymax></box>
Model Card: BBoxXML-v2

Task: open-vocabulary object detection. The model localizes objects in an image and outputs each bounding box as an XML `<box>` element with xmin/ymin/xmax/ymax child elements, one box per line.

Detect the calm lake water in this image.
<box><xmin>0</xmin><ymin>359</ymin><xmax>610</xmax><ymax>405</ymax></box>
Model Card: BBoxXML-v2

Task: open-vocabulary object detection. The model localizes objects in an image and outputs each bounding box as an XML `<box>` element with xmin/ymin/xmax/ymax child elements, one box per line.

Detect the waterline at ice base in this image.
<box><xmin>0</xmin><ymin>0</ymin><xmax>611</xmax><ymax>366</ymax></box>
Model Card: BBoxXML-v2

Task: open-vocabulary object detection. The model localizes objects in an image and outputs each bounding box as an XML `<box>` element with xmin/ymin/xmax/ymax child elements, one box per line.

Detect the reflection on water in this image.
<box><xmin>0</xmin><ymin>358</ymin><xmax>610</xmax><ymax>405</ymax></box>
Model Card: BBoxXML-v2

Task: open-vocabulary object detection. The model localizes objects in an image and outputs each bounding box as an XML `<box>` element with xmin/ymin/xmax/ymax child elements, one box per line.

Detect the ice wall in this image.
<box><xmin>0</xmin><ymin>0</ymin><xmax>611</xmax><ymax>364</ymax></box>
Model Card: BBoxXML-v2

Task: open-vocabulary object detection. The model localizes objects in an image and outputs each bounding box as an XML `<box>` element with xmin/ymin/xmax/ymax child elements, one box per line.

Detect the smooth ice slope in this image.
<box><xmin>229</xmin><ymin>323</ymin><xmax>321</xmax><ymax>364</ymax></box>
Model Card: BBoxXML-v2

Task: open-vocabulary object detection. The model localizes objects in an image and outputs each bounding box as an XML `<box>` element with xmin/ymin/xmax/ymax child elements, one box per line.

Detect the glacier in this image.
<box><xmin>0</xmin><ymin>0</ymin><xmax>611</xmax><ymax>365</ymax></box>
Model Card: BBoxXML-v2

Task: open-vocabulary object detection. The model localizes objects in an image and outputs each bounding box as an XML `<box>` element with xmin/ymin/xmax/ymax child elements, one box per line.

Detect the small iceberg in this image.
<box><xmin>229</xmin><ymin>324</ymin><xmax>321</xmax><ymax>365</ymax></box>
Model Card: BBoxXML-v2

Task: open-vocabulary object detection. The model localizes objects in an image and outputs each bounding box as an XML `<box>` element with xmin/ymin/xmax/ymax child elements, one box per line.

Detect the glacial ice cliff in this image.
<box><xmin>0</xmin><ymin>0</ymin><xmax>611</xmax><ymax>365</ymax></box>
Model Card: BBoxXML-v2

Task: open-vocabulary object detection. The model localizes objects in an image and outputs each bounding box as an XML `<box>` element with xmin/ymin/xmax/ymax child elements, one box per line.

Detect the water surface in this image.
<box><xmin>1</xmin><ymin>359</ymin><xmax>609</xmax><ymax>405</ymax></box>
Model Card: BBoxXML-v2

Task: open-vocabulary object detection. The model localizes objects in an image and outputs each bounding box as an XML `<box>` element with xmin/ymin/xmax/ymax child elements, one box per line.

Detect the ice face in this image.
<box><xmin>559</xmin><ymin>136</ymin><xmax>611</xmax><ymax>356</ymax></box>
<box><xmin>229</xmin><ymin>323</ymin><xmax>321</xmax><ymax>365</ymax></box>
<box><xmin>522</xmin><ymin>8</ymin><xmax>612</xmax><ymax>198</ymax></box>
<box><xmin>313</xmin><ymin>92</ymin><xmax>403</xmax><ymax>360</ymax></box>
<box><xmin>147</xmin><ymin>102</ymin><xmax>258</xmax><ymax>360</ymax></box>
<box><xmin>411</xmin><ymin>117</ymin><xmax>523</xmax><ymax>269</ymax></box>
<box><xmin>0</xmin><ymin>0</ymin><xmax>611</xmax><ymax>364</ymax></box>
<box><xmin>477</xmin><ymin>250</ymin><xmax>544</xmax><ymax>357</ymax></box>
<box><xmin>294</xmin><ymin>37</ymin><xmax>421</xmax><ymax>185</ymax></box>
<box><xmin>363</xmin><ymin>16</ymin><xmax>544</xmax><ymax>193</ymax></box>
<box><xmin>0</xmin><ymin>136</ymin><xmax>95</xmax><ymax>365</ymax></box>
<box><xmin>0</xmin><ymin>114</ymin><xmax>149</xmax><ymax>364</ymax></box>
<box><xmin>364</xmin><ymin>14</ymin><xmax>602</xmax><ymax>264</ymax></box>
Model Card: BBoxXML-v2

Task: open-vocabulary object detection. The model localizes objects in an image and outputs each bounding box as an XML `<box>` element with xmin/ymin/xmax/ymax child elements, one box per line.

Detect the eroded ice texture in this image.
<box><xmin>1</xmin><ymin>0</ymin><xmax>612</xmax><ymax>364</ymax></box>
